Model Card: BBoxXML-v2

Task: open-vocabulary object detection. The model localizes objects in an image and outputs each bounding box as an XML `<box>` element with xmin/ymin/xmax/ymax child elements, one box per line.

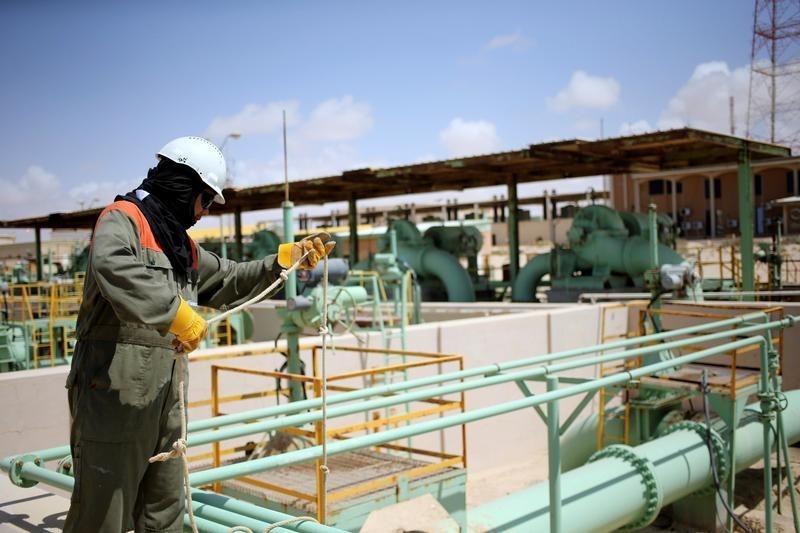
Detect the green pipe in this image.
<box><xmin>648</xmin><ymin>204</ymin><xmax>658</xmax><ymax>267</ymax></box>
<box><xmin>348</xmin><ymin>194</ymin><xmax>358</xmax><ymax>265</ymax></box>
<box><xmin>282</xmin><ymin>200</ymin><xmax>303</xmax><ymax>402</ymax></box>
<box><xmin>396</xmin><ymin>242</ymin><xmax>475</xmax><ymax>302</ymax></box>
<box><xmin>35</xmin><ymin>227</ymin><xmax>43</xmax><ymax>282</ymax></box>
<box><xmin>547</xmin><ymin>376</ymin><xmax>561</xmax><ymax>533</ymax></box>
<box><xmin>186</xmin><ymin>514</ymin><xmax>231</xmax><ymax>533</ymax></box>
<box><xmin>0</xmin><ymin>460</ymin><xmax>339</xmax><ymax>533</ymax></box>
<box><xmin>186</xmin><ymin>312</ymin><xmax>771</xmax><ymax>434</ymax></box>
<box><xmin>511</xmin><ymin>252</ymin><xmax>550</xmax><ymax>302</ymax></box>
<box><xmin>187</xmin><ymin>318</ymin><xmax>788</xmax><ymax>447</ymax></box>
<box><xmin>574</xmin><ymin>234</ymin><xmax>683</xmax><ymax>280</ymax></box>
<box><xmin>738</xmin><ymin>147</ymin><xmax>755</xmax><ymax>295</ymax></box>
<box><xmin>508</xmin><ymin>175</ymin><xmax>520</xmax><ymax>282</ymax></box>
<box><xmin>191</xmin><ymin>490</ymin><xmax>338</xmax><ymax>532</ymax></box>
<box><xmin>188</xmin><ymin>335</ymin><xmax>772</xmax><ymax>486</ymax></box>
<box><xmin>468</xmin><ymin>389</ymin><xmax>800</xmax><ymax>532</ymax></box>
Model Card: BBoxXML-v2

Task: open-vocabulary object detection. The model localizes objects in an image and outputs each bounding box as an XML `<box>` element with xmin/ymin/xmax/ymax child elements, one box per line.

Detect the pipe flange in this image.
<box><xmin>660</xmin><ymin>421</ymin><xmax>729</xmax><ymax>493</ymax></box>
<box><xmin>8</xmin><ymin>454</ymin><xmax>40</xmax><ymax>488</ymax></box>
<box><xmin>589</xmin><ymin>444</ymin><xmax>663</xmax><ymax>530</ymax></box>
<box><xmin>56</xmin><ymin>455</ymin><xmax>73</xmax><ymax>476</ymax></box>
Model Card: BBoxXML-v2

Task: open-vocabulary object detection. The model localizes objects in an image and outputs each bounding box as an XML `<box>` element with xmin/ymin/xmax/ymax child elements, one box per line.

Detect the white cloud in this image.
<box><xmin>485</xmin><ymin>31</ymin><xmax>529</xmax><ymax>51</ymax></box>
<box><xmin>205</xmin><ymin>100</ymin><xmax>300</xmax><ymax>142</ymax></box>
<box><xmin>0</xmin><ymin>165</ymin><xmax>145</xmax><ymax>221</ymax></box>
<box><xmin>69</xmin><ymin>179</ymin><xmax>141</xmax><ymax>208</ymax></box>
<box><xmin>0</xmin><ymin>166</ymin><xmax>62</xmax><ymax>218</ymax></box>
<box><xmin>619</xmin><ymin>120</ymin><xmax>652</xmax><ymax>136</ymax></box>
<box><xmin>204</xmin><ymin>96</ymin><xmax>377</xmax><ymax>187</ymax></box>
<box><xmin>302</xmin><ymin>96</ymin><xmax>373</xmax><ymax>142</ymax></box>
<box><xmin>657</xmin><ymin>61</ymin><xmax>746</xmax><ymax>132</ymax></box>
<box><xmin>549</xmin><ymin>71</ymin><xmax>621</xmax><ymax>112</ymax></box>
<box><xmin>655</xmin><ymin>60</ymin><xmax>800</xmax><ymax>148</ymax></box>
<box><xmin>439</xmin><ymin>118</ymin><xmax>501</xmax><ymax>157</ymax></box>
<box><xmin>574</xmin><ymin>118</ymin><xmax>602</xmax><ymax>133</ymax></box>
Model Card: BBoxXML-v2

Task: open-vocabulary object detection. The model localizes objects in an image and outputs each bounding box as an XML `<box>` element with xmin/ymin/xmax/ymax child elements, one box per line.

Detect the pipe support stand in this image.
<box><xmin>589</xmin><ymin>445</ymin><xmax>662</xmax><ymax>529</ymax></box>
<box><xmin>659</xmin><ymin>421</ymin><xmax>729</xmax><ymax>496</ymax></box>
<box><xmin>8</xmin><ymin>455</ymin><xmax>41</xmax><ymax>488</ymax></box>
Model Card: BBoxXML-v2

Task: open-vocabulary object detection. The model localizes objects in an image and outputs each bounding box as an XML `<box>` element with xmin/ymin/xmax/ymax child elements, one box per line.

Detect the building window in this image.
<box><xmin>648</xmin><ymin>180</ymin><xmax>664</xmax><ymax>195</ymax></box>
<box><xmin>676</xmin><ymin>182</ymin><xmax>683</xmax><ymax>194</ymax></box>
<box><xmin>788</xmin><ymin>171</ymin><xmax>795</xmax><ymax>195</ymax></box>
<box><xmin>704</xmin><ymin>178</ymin><xmax>721</xmax><ymax>199</ymax></box>
<box><xmin>755</xmin><ymin>174</ymin><xmax>763</xmax><ymax>196</ymax></box>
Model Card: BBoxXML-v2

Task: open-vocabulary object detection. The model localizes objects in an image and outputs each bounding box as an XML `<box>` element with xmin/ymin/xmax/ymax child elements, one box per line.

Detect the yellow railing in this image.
<box><xmin>205</xmin><ymin>345</ymin><xmax>466</xmax><ymax>524</ymax></box>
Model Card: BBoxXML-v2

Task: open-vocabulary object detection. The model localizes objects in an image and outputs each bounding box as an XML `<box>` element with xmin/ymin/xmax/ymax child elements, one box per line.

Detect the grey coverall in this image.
<box><xmin>64</xmin><ymin>201</ymin><xmax>281</xmax><ymax>532</ymax></box>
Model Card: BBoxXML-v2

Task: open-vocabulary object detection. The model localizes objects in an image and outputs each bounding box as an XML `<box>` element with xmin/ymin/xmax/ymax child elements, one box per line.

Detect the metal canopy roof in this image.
<box><xmin>1</xmin><ymin>128</ymin><xmax>790</xmax><ymax>230</ymax></box>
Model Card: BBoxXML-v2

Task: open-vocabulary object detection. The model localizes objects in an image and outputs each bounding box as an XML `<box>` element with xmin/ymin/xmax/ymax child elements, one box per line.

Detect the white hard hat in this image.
<box><xmin>157</xmin><ymin>136</ymin><xmax>227</xmax><ymax>204</ymax></box>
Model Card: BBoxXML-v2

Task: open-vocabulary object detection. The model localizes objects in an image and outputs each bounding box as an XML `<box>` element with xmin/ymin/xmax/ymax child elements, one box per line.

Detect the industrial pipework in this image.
<box><xmin>367</xmin><ymin>219</ymin><xmax>476</xmax><ymax>302</ymax></box>
<box><xmin>513</xmin><ymin>205</ymin><xmax>688</xmax><ymax>302</ymax></box>
<box><xmin>4</xmin><ymin>311</ymin><xmax>798</xmax><ymax>532</ymax></box>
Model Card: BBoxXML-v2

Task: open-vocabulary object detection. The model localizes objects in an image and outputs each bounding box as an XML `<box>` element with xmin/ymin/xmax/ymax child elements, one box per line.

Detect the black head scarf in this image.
<box><xmin>117</xmin><ymin>158</ymin><xmax>207</xmax><ymax>280</ymax></box>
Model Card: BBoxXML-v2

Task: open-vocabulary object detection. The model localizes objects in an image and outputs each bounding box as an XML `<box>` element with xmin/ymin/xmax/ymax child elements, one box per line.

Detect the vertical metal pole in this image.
<box><xmin>738</xmin><ymin>146</ymin><xmax>755</xmax><ymax>296</ymax></box>
<box><xmin>282</xmin><ymin>201</ymin><xmax>303</xmax><ymax>402</ymax></box>
<box><xmin>670</xmin><ymin>179</ymin><xmax>677</xmax><ymax>222</ymax></box>
<box><xmin>219</xmin><ymin>216</ymin><xmax>227</xmax><ymax>260</ymax></box>
<box><xmin>725</xmin><ymin>397</ymin><xmax>737</xmax><ymax>532</ymax></box>
<box><xmin>760</xmin><ymin>344</ymin><xmax>774</xmax><ymax>533</ymax></box>
<box><xmin>546</xmin><ymin>190</ymin><xmax>556</xmax><ymax>244</ymax></box>
<box><xmin>234</xmin><ymin>209</ymin><xmax>243</xmax><ymax>261</ymax></box>
<box><xmin>709</xmin><ymin>177</ymin><xmax>717</xmax><ymax>238</ymax></box>
<box><xmin>507</xmin><ymin>175</ymin><xmax>520</xmax><ymax>282</ymax></box>
<box><xmin>348</xmin><ymin>195</ymin><xmax>359</xmax><ymax>265</ymax></box>
<box><xmin>547</xmin><ymin>376</ymin><xmax>562</xmax><ymax>533</ymax></box>
<box><xmin>648</xmin><ymin>204</ymin><xmax>659</xmax><ymax>267</ymax></box>
<box><xmin>35</xmin><ymin>227</ymin><xmax>43</xmax><ymax>282</ymax></box>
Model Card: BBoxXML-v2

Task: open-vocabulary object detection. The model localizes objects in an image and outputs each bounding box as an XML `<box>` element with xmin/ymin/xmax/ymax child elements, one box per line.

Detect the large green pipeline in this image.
<box><xmin>512</xmin><ymin>236</ymin><xmax>683</xmax><ymax>302</ymax></box>
<box><xmin>468</xmin><ymin>390</ymin><xmax>800</xmax><ymax>532</ymax></box>
<box><xmin>396</xmin><ymin>241</ymin><xmax>475</xmax><ymax>302</ymax></box>
<box><xmin>575</xmin><ymin>234</ymin><xmax>683</xmax><ymax>278</ymax></box>
<box><xmin>510</xmin><ymin>252</ymin><xmax>550</xmax><ymax>302</ymax></box>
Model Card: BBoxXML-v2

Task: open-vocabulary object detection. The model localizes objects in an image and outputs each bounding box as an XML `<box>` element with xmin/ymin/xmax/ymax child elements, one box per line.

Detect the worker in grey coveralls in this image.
<box><xmin>64</xmin><ymin>136</ymin><xmax>334</xmax><ymax>533</ymax></box>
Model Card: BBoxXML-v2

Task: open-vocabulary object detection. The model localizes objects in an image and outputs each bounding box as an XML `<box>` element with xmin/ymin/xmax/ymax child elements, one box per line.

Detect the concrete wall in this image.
<box><xmin>0</xmin><ymin>303</ymin><xmax>606</xmax><ymax>475</ymax></box>
<box><xmin>0</xmin><ymin>366</ymin><xmax>70</xmax><ymax>459</ymax></box>
<box><xmin>491</xmin><ymin>218</ymin><xmax>573</xmax><ymax>246</ymax></box>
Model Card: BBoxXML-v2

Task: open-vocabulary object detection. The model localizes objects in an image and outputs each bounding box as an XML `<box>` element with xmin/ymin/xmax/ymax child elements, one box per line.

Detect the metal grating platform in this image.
<box><xmin>210</xmin><ymin>449</ymin><xmax>453</xmax><ymax>513</ymax></box>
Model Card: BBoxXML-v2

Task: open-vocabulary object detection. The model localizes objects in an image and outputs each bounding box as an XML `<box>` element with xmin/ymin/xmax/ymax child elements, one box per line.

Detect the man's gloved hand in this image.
<box><xmin>169</xmin><ymin>297</ymin><xmax>208</xmax><ymax>353</ymax></box>
<box><xmin>277</xmin><ymin>232</ymin><xmax>336</xmax><ymax>270</ymax></box>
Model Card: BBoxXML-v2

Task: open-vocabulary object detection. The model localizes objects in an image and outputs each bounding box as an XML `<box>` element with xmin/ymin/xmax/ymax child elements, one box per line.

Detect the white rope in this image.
<box><xmin>150</xmin><ymin>248</ymin><xmax>328</xmax><ymax>533</ymax></box>
<box><xmin>207</xmin><ymin>250</ymin><xmax>311</xmax><ymax>326</ymax></box>
<box><xmin>149</xmin><ymin>353</ymin><xmax>198</xmax><ymax>532</ymax></box>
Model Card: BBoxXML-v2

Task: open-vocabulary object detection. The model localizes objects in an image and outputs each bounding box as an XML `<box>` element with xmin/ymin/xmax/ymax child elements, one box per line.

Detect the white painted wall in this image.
<box><xmin>0</xmin><ymin>304</ymin><xmax>605</xmax><ymax>474</ymax></box>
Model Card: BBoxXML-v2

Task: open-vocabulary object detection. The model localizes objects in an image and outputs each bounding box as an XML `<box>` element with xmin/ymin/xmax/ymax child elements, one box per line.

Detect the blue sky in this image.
<box><xmin>0</xmin><ymin>1</ymin><xmax>772</xmax><ymax>238</ymax></box>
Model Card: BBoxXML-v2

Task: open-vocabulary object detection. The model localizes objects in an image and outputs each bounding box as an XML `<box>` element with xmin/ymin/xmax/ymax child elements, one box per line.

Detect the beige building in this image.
<box><xmin>611</xmin><ymin>156</ymin><xmax>800</xmax><ymax>238</ymax></box>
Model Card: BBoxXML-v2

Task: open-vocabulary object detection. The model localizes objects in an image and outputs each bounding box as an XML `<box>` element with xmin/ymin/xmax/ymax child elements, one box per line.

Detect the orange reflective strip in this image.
<box><xmin>96</xmin><ymin>201</ymin><xmax>163</xmax><ymax>252</ymax></box>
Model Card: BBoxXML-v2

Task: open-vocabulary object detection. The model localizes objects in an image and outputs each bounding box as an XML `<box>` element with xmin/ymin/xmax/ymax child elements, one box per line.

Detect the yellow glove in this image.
<box><xmin>277</xmin><ymin>232</ymin><xmax>336</xmax><ymax>270</ymax></box>
<box><xmin>169</xmin><ymin>297</ymin><xmax>208</xmax><ymax>353</ymax></box>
